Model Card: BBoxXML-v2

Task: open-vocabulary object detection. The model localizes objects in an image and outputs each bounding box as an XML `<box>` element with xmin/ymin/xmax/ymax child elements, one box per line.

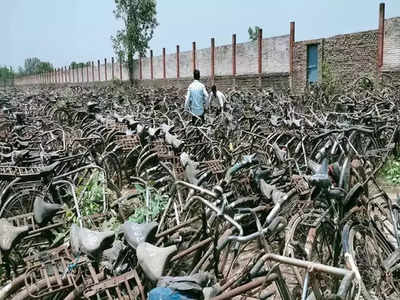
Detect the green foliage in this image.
<box><xmin>112</xmin><ymin>0</ymin><xmax>158</xmax><ymax>81</ymax></box>
<box><xmin>321</xmin><ymin>62</ymin><xmax>340</xmax><ymax>94</ymax></box>
<box><xmin>70</xmin><ymin>61</ymin><xmax>89</xmax><ymax>69</ymax></box>
<box><xmin>18</xmin><ymin>57</ymin><xmax>53</xmax><ymax>76</ymax></box>
<box><xmin>381</xmin><ymin>156</ymin><xmax>400</xmax><ymax>184</ymax></box>
<box><xmin>128</xmin><ymin>184</ymin><xmax>168</xmax><ymax>223</ymax></box>
<box><xmin>0</xmin><ymin>66</ymin><xmax>14</xmax><ymax>86</ymax></box>
<box><xmin>381</xmin><ymin>157</ymin><xmax>400</xmax><ymax>185</ymax></box>
<box><xmin>78</xmin><ymin>172</ymin><xmax>105</xmax><ymax>217</ymax></box>
<box><xmin>248</xmin><ymin>26</ymin><xmax>261</xmax><ymax>41</ymax></box>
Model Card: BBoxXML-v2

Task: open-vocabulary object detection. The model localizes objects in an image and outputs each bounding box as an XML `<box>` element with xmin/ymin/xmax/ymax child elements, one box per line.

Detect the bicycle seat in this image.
<box><xmin>310</xmin><ymin>158</ymin><xmax>331</xmax><ymax>188</ymax></box>
<box><xmin>160</xmin><ymin>124</ymin><xmax>174</xmax><ymax>134</ymax></box>
<box><xmin>137</xmin><ymin>242</ymin><xmax>177</xmax><ymax>281</ymax></box>
<box><xmin>180</xmin><ymin>152</ymin><xmax>201</xmax><ymax>185</ymax></box>
<box><xmin>0</xmin><ymin>219</ymin><xmax>29</xmax><ymax>252</ymax></box>
<box><xmin>307</xmin><ymin>159</ymin><xmax>322</xmax><ymax>174</ymax></box>
<box><xmin>39</xmin><ymin>161</ymin><xmax>60</xmax><ymax>176</ymax></box>
<box><xmin>0</xmin><ymin>150</ymin><xmax>29</xmax><ymax>161</ymax></box>
<box><xmin>120</xmin><ymin>221</ymin><xmax>158</xmax><ymax>249</ymax></box>
<box><xmin>14</xmin><ymin>140</ymin><xmax>30</xmax><ymax>148</ymax></box>
<box><xmin>112</xmin><ymin>113</ymin><xmax>125</xmax><ymax>123</ymax></box>
<box><xmin>125</xmin><ymin>117</ymin><xmax>139</xmax><ymax>128</ymax></box>
<box><xmin>165</xmin><ymin>132</ymin><xmax>183</xmax><ymax>150</ymax></box>
<box><xmin>148</xmin><ymin>127</ymin><xmax>161</xmax><ymax>137</ymax></box>
<box><xmin>33</xmin><ymin>196</ymin><xmax>63</xmax><ymax>225</ymax></box>
<box><xmin>70</xmin><ymin>224</ymin><xmax>115</xmax><ymax>258</ymax></box>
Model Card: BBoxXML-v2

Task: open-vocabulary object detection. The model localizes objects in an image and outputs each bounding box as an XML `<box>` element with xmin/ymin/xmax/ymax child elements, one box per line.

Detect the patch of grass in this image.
<box><xmin>128</xmin><ymin>184</ymin><xmax>168</xmax><ymax>223</ymax></box>
<box><xmin>381</xmin><ymin>156</ymin><xmax>400</xmax><ymax>185</ymax></box>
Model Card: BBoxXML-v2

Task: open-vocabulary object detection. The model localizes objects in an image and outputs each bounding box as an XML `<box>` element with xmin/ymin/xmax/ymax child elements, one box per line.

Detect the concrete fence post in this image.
<box><xmin>104</xmin><ymin>58</ymin><xmax>107</xmax><ymax>81</ymax></box>
<box><xmin>111</xmin><ymin>57</ymin><xmax>114</xmax><ymax>80</ymax></box>
<box><xmin>176</xmin><ymin>45</ymin><xmax>180</xmax><ymax>79</ymax></box>
<box><xmin>64</xmin><ymin>67</ymin><xmax>67</xmax><ymax>83</ymax></box>
<box><xmin>150</xmin><ymin>50</ymin><xmax>154</xmax><ymax>80</ymax></box>
<box><xmin>81</xmin><ymin>65</ymin><xmax>84</xmax><ymax>84</ymax></box>
<box><xmin>289</xmin><ymin>21</ymin><xmax>295</xmax><ymax>90</ymax></box>
<box><xmin>68</xmin><ymin>66</ymin><xmax>71</xmax><ymax>83</ymax></box>
<box><xmin>91</xmin><ymin>61</ymin><xmax>94</xmax><ymax>82</ymax></box>
<box><xmin>192</xmin><ymin>42</ymin><xmax>196</xmax><ymax>72</ymax></box>
<box><xmin>232</xmin><ymin>34</ymin><xmax>236</xmax><ymax>76</ymax></box>
<box><xmin>86</xmin><ymin>63</ymin><xmax>89</xmax><ymax>83</ymax></box>
<box><xmin>55</xmin><ymin>69</ymin><xmax>58</xmax><ymax>84</ymax></box>
<box><xmin>119</xmin><ymin>57</ymin><xmax>122</xmax><ymax>80</ymax></box>
<box><xmin>77</xmin><ymin>65</ymin><xmax>80</xmax><ymax>83</ymax></box>
<box><xmin>162</xmin><ymin>48</ymin><xmax>166</xmax><ymax>79</ymax></box>
<box><xmin>258</xmin><ymin>28</ymin><xmax>263</xmax><ymax>74</ymax></box>
<box><xmin>378</xmin><ymin>2</ymin><xmax>385</xmax><ymax>70</ymax></box>
<box><xmin>72</xmin><ymin>66</ymin><xmax>75</xmax><ymax>83</ymax></box>
<box><xmin>139</xmin><ymin>56</ymin><xmax>143</xmax><ymax>80</ymax></box>
<box><xmin>211</xmin><ymin>38</ymin><xmax>215</xmax><ymax>84</ymax></box>
<box><xmin>98</xmin><ymin>60</ymin><xmax>101</xmax><ymax>81</ymax></box>
<box><xmin>258</xmin><ymin>28</ymin><xmax>263</xmax><ymax>88</ymax></box>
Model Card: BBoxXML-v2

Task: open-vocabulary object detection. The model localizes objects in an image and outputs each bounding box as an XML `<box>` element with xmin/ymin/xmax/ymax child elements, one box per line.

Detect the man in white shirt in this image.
<box><xmin>208</xmin><ymin>85</ymin><xmax>226</xmax><ymax>115</ymax></box>
<box><xmin>185</xmin><ymin>70</ymin><xmax>209</xmax><ymax>125</ymax></box>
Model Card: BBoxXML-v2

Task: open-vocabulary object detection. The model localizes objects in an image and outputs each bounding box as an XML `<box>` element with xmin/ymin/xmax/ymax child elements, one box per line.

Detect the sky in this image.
<box><xmin>1</xmin><ymin>0</ymin><xmax>399</xmax><ymax>70</ymax></box>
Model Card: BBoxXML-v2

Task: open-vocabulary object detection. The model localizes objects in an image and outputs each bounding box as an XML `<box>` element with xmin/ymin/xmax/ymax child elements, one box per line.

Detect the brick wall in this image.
<box><xmin>324</xmin><ymin>30</ymin><xmax>378</xmax><ymax>85</ymax></box>
<box><xmin>383</xmin><ymin>17</ymin><xmax>400</xmax><ymax>72</ymax></box>
<box><xmin>134</xmin><ymin>73</ymin><xmax>289</xmax><ymax>92</ymax></box>
<box><xmin>292</xmin><ymin>30</ymin><xmax>379</xmax><ymax>93</ymax></box>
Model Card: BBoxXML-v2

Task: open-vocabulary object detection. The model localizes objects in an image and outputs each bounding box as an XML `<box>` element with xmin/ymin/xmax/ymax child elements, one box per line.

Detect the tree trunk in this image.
<box><xmin>128</xmin><ymin>47</ymin><xmax>134</xmax><ymax>84</ymax></box>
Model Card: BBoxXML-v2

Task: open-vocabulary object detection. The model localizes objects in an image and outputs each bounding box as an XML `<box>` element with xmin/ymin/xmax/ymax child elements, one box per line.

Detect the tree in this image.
<box><xmin>0</xmin><ymin>66</ymin><xmax>14</xmax><ymax>86</ymax></box>
<box><xmin>111</xmin><ymin>0</ymin><xmax>158</xmax><ymax>82</ymax></box>
<box><xmin>248</xmin><ymin>26</ymin><xmax>261</xmax><ymax>41</ymax></box>
<box><xmin>18</xmin><ymin>57</ymin><xmax>53</xmax><ymax>75</ymax></box>
<box><xmin>24</xmin><ymin>57</ymin><xmax>41</xmax><ymax>75</ymax></box>
<box><xmin>70</xmin><ymin>62</ymin><xmax>88</xmax><ymax>69</ymax></box>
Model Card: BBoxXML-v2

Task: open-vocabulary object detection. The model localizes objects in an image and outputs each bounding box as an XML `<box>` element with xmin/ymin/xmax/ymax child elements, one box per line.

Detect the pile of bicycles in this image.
<box><xmin>0</xmin><ymin>78</ymin><xmax>399</xmax><ymax>299</ymax></box>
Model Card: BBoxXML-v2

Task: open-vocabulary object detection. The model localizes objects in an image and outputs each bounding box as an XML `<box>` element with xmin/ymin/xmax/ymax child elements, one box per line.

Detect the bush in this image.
<box><xmin>381</xmin><ymin>157</ymin><xmax>400</xmax><ymax>185</ymax></box>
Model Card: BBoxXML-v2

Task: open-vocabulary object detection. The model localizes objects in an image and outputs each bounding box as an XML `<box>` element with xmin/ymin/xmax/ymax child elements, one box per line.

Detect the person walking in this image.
<box><xmin>184</xmin><ymin>69</ymin><xmax>209</xmax><ymax>125</ymax></box>
<box><xmin>208</xmin><ymin>85</ymin><xmax>226</xmax><ymax>115</ymax></box>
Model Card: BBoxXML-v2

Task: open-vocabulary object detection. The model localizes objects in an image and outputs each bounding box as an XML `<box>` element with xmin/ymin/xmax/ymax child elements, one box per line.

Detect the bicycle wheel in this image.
<box><xmin>347</xmin><ymin>222</ymin><xmax>398</xmax><ymax>299</ymax></box>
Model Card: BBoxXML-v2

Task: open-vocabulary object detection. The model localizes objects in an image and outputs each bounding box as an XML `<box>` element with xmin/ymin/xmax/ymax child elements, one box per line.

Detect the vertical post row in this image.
<box><xmin>119</xmin><ymin>57</ymin><xmax>122</xmax><ymax>80</ymax></box>
<box><xmin>150</xmin><ymin>50</ymin><xmax>154</xmax><ymax>80</ymax></box>
<box><xmin>192</xmin><ymin>42</ymin><xmax>196</xmax><ymax>72</ymax></box>
<box><xmin>98</xmin><ymin>60</ymin><xmax>101</xmax><ymax>81</ymax></box>
<box><xmin>211</xmin><ymin>38</ymin><xmax>215</xmax><ymax>83</ymax></box>
<box><xmin>64</xmin><ymin>67</ymin><xmax>67</xmax><ymax>83</ymax></box>
<box><xmin>162</xmin><ymin>48</ymin><xmax>166</xmax><ymax>79</ymax></box>
<box><xmin>72</xmin><ymin>66</ymin><xmax>75</xmax><ymax>83</ymax></box>
<box><xmin>86</xmin><ymin>63</ymin><xmax>89</xmax><ymax>82</ymax></box>
<box><xmin>176</xmin><ymin>45</ymin><xmax>180</xmax><ymax>79</ymax></box>
<box><xmin>258</xmin><ymin>28</ymin><xmax>263</xmax><ymax>74</ymax></box>
<box><xmin>55</xmin><ymin>69</ymin><xmax>58</xmax><ymax>84</ymax></box>
<box><xmin>81</xmin><ymin>65</ymin><xmax>84</xmax><ymax>84</ymax></box>
<box><xmin>91</xmin><ymin>62</ymin><xmax>94</xmax><ymax>82</ymax></box>
<box><xmin>68</xmin><ymin>66</ymin><xmax>71</xmax><ymax>83</ymax></box>
<box><xmin>139</xmin><ymin>56</ymin><xmax>143</xmax><ymax>80</ymax></box>
<box><xmin>232</xmin><ymin>34</ymin><xmax>237</xmax><ymax>76</ymax></box>
<box><xmin>289</xmin><ymin>22</ymin><xmax>295</xmax><ymax>81</ymax></box>
<box><xmin>378</xmin><ymin>3</ymin><xmax>385</xmax><ymax>69</ymax></box>
<box><xmin>104</xmin><ymin>58</ymin><xmax>107</xmax><ymax>81</ymax></box>
<box><xmin>111</xmin><ymin>57</ymin><xmax>114</xmax><ymax>80</ymax></box>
